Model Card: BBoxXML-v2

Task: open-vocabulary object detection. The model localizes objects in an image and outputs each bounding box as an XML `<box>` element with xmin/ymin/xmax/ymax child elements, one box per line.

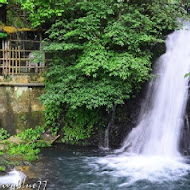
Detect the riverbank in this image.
<box><xmin>0</xmin><ymin>126</ymin><xmax>60</xmax><ymax>175</ymax></box>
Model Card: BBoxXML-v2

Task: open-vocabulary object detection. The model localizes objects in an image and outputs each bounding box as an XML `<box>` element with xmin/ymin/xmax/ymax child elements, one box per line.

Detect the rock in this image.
<box><xmin>16</xmin><ymin>166</ymin><xmax>37</xmax><ymax>179</ymax></box>
<box><xmin>4</xmin><ymin>136</ymin><xmax>24</xmax><ymax>145</ymax></box>
<box><xmin>41</xmin><ymin>134</ymin><xmax>60</xmax><ymax>144</ymax></box>
<box><xmin>0</xmin><ymin>143</ymin><xmax>7</xmax><ymax>151</ymax></box>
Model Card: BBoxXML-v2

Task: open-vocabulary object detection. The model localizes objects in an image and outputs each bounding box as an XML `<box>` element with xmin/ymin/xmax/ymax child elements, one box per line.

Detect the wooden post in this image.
<box><xmin>9</xmin><ymin>46</ymin><xmax>11</xmax><ymax>75</ymax></box>
<box><xmin>18</xmin><ymin>46</ymin><xmax>21</xmax><ymax>73</ymax></box>
<box><xmin>5</xmin><ymin>48</ymin><xmax>8</xmax><ymax>76</ymax></box>
<box><xmin>16</xmin><ymin>47</ymin><xmax>18</xmax><ymax>74</ymax></box>
<box><xmin>5</xmin><ymin>49</ymin><xmax>7</xmax><ymax>76</ymax></box>
<box><xmin>40</xmin><ymin>32</ymin><xmax>43</xmax><ymax>74</ymax></box>
<box><xmin>2</xmin><ymin>43</ymin><xmax>5</xmax><ymax>76</ymax></box>
<box><xmin>12</xmin><ymin>48</ymin><xmax>14</xmax><ymax>76</ymax></box>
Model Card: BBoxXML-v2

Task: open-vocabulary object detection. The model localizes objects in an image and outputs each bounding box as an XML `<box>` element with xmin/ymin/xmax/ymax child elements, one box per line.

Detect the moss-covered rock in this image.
<box><xmin>0</xmin><ymin>166</ymin><xmax>5</xmax><ymax>172</ymax></box>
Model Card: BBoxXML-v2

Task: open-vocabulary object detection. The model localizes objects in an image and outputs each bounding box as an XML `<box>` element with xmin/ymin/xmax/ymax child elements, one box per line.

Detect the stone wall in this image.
<box><xmin>0</xmin><ymin>75</ymin><xmax>45</xmax><ymax>134</ymax></box>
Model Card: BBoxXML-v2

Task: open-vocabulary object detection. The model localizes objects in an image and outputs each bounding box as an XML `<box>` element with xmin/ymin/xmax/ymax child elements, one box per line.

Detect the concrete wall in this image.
<box><xmin>0</xmin><ymin>75</ymin><xmax>45</xmax><ymax>134</ymax></box>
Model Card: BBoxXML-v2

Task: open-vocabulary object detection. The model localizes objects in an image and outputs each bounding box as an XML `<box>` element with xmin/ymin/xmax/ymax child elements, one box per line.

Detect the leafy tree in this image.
<box><xmin>0</xmin><ymin>0</ymin><xmax>7</xmax><ymax>4</ymax></box>
<box><xmin>21</xmin><ymin>0</ymin><xmax>188</xmax><ymax>144</ymax></box>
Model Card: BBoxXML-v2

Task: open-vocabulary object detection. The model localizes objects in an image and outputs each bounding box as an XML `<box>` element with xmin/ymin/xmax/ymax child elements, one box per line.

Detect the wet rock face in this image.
<box><xmin>107</xmin><ymin>82</ymin><xmax>190</xmax><ymax>153</ymax></box>
<box><xmin>109</xmin><ymin>94</ymin><xmax>144</xmax><ymax>149</ymax></box>
<box><xmin>89</xmin><ymin>81</ymin><xmax>190</xmax><ymax>152</ymax></box>
<box><xmin>0</xmin><ymin>86</ymin><xmax>45</xmax><ymax>134</ymax></box>
<box><xmin>101</xmin><ymin>84</ymin><xmax>148</xmax><ymax>149</ymax></box>
<box><xmin>180</xmin><ymin>93</ymin><xmax>190</xmax><ymax>155</ymax></box>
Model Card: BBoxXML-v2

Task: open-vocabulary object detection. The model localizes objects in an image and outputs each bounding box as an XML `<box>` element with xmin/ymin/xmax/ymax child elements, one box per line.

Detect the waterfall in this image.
<box><xmin>0</xmin><ymin>170</ymin><xmax>26</xmax><ymax>188</ymax></box>
<box><xmin>103</xmin><ymin>105</ymin><xmax>116</xmax><ymax>149</ymax></box>
<box><xmin>117</xmin><ymin>24</ymin><xmax>190</xmax><ymax>157</ymax></box>
<box><xmin>93</xmin><ymin>23</ymin><xmax>190</xmax><ymax>185</ymax></box>
<box><xmin>103</xmin><ymin>124</ymin><xmax>110</xmax><ymax>149</ymax></box>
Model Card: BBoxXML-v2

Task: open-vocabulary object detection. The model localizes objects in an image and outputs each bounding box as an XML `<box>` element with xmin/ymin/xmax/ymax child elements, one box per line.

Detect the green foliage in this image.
<box><xmin>0</xmin><ymin>33</ymin><xmax>7</xmax><ymax>39</ymax></box>
<box><xmin>20</xmin><ymin>115</ymin><xmax>26</xmax><ymax>121</ymax></box>
<box><xmin>0</xmin><ymin>166</ymin><xmax>5</xmax><ymax>172</ymax></box>
<box><xmin>29</xmin><ymin>51</ymin><xmax>45</xmax><ymax>64</ymax></box>
<box><xmin>19</xmin><ymin>0</ymin><xmax>66</xmax><ymax>28</ymax></box>
<box><xmin>0</xmin><ymin>0</ymin><xmax>7</xmax><ymax>4</ymax></box>
<box><xmin>184</xmin><ymin>73</ymin><xmax>190</xmax><ymax>78</ymax></box>
<box><xmin>7</xmin><ymin>139</ymin><xmax>48</xmax><ymax>162</ymax></box>
<box><xmin>62</xmin><ymin>108</ymin><xmax>100</xmax><ymax>144</ymax></box>
<box><xmin>8</xmin><ymin>143</ymin><xmax>40</xmax><ymax>162</ymax></box>
<box><xmin>0</xmin><ymin>128</ymin><xmax>10</xmax><ymax>141</ymax></box>
<box><xmin>6</xmin><ymin>10</ymin><xmax>28</xmax><ymax>28</ymax></box>
<box><xmin>18</xmin><ymin>126</ymin><xmax>45</xmax><ymax>141</ymax></box>
<box><xmin>6</xmin><ymin>126</ymin><xmax>48</xmax><ymax>162</ymax></box>
<box><xmin>21</xmin><ymin>0</ymin><xmax>189</xmax><ymax>144</ymax></box>
<box><xmin>0</xmin><ymin>127</ymin><xmax>47</xmax><ymax>162</ymax></box>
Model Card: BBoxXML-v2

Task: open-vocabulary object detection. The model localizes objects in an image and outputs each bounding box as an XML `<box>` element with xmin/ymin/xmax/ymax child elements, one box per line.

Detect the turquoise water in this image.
<box><xmin>32</xmin><ymin>146</ymin><xmax>190</xmax><ymax>190</ymax></box>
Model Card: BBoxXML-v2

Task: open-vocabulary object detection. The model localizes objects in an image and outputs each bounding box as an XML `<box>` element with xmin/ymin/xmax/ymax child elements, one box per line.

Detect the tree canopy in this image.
<box><xmin>17</xmin><ymin>0</ymin><xmax>189</xmax><ymax>144</ymax></box>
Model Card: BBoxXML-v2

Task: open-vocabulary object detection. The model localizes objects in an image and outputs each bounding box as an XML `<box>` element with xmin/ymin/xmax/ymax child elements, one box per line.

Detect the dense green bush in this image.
<box><xmin>18</xmin><ymin>126</ymin><xmax>45</xmax><ymax>141</ymax></box>
<box><xmin>7</xmin><ymin>126</ymin><xmax>48</xmax><ymax>162</ymax></box>
<box><xmin>0</xmin><ymin>128</ymin><xmax>10</xmax><ymax>141</ymax></box>
<box><xmin>0</xmin><ymin>32</ymin><xmax>7</xmax><ymax>39</ymax></box>
<box><xmin>20</xmin><ymin>0</ymin><xmax>188</xmax><ymax>144</ymax></box>
<box><xmin>8</xmin><ymin>143</ymin><xmax>41</xmax><ymax>162</ymax></box>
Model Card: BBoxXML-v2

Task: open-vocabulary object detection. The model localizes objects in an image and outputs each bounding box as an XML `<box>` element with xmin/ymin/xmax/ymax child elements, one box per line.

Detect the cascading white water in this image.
<box><xmin>104</xmin><ymin>124</ymin><xmax>110</xmax><ymax>149</ymax></box>
<box><xmin>117</xmin><ymin>23</ymin><xmax>190</xmax><ymax>156</ymax></box>
<box><xmin>0</xmin><ymin>170</ymin><xmax>26</xmax><ymax>188</ymax></box>
<box><xmin>90</xmin><ymin>23</ymin><xmax>190</xmax><ymax>186</ymax></box>
<box><xmin>101</xmin><ymin>105</ymin><xmax>116</xmax><ymax>150</ymax></box>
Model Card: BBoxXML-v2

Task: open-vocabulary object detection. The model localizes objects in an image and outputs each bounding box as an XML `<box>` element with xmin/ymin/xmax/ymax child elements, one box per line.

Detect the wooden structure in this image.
<box><xmin>0</xmin><ymin>26</ymin><xmax>46</xmax><ymax>76</ymax></box>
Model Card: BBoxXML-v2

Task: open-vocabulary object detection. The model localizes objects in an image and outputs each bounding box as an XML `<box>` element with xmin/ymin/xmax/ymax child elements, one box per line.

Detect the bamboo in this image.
<box><xmin>18</xmin><ymin>46</ymin><xmax>21</xmax><ymax>73</ymax></box>
<box><xmin>0</xmin><ymin>44</ymin><xmax>47</xmax><ymax>75</ymax></box>
<box><xmin>5</xmin><ymin>49</ymin><xmax>8</xmax><ymax>76</ymax></box>
<box><xmin>10</xmin><ymin>40</ymin><xmax>41</xmax><ymax>43</ymax></box>
<box><xmin>0</xmin><ymin>65</ymin><xmax>44</xmax><ymax>69</ymax></box>
<box><xmin>12</xmin><ymin>48</ymin><xmax>14</xmax><ymax>76</ymax></box>
<box><xmin>2</xmin><ymin>44</ymin><xmax>5</xmax><ymax>76</ymax></box>
<box><xmin>16</xmin><ymin>47</ymin><xmax>18</xmax><ymax>74</ymax></box>
<box><xmin>0</xmin><ymin>58</ymin><xmax>47</xmax><ymax>61</ymax></box>
<box><xmin>0</xmin><ymin>49</ymin><xmax>38</xmax><ymax>52</ymax></box>
<box><xmin>9</xmin><ymin>47</ymin><xmax>11</xmax><ymax>75</ymax></box>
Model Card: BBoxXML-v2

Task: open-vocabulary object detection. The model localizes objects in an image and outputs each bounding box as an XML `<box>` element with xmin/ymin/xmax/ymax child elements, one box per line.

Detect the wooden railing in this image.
<box><xmin>0</xmin><ymin>48</ymin><xmax>46</xmax><ymax>76</ymax></box>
